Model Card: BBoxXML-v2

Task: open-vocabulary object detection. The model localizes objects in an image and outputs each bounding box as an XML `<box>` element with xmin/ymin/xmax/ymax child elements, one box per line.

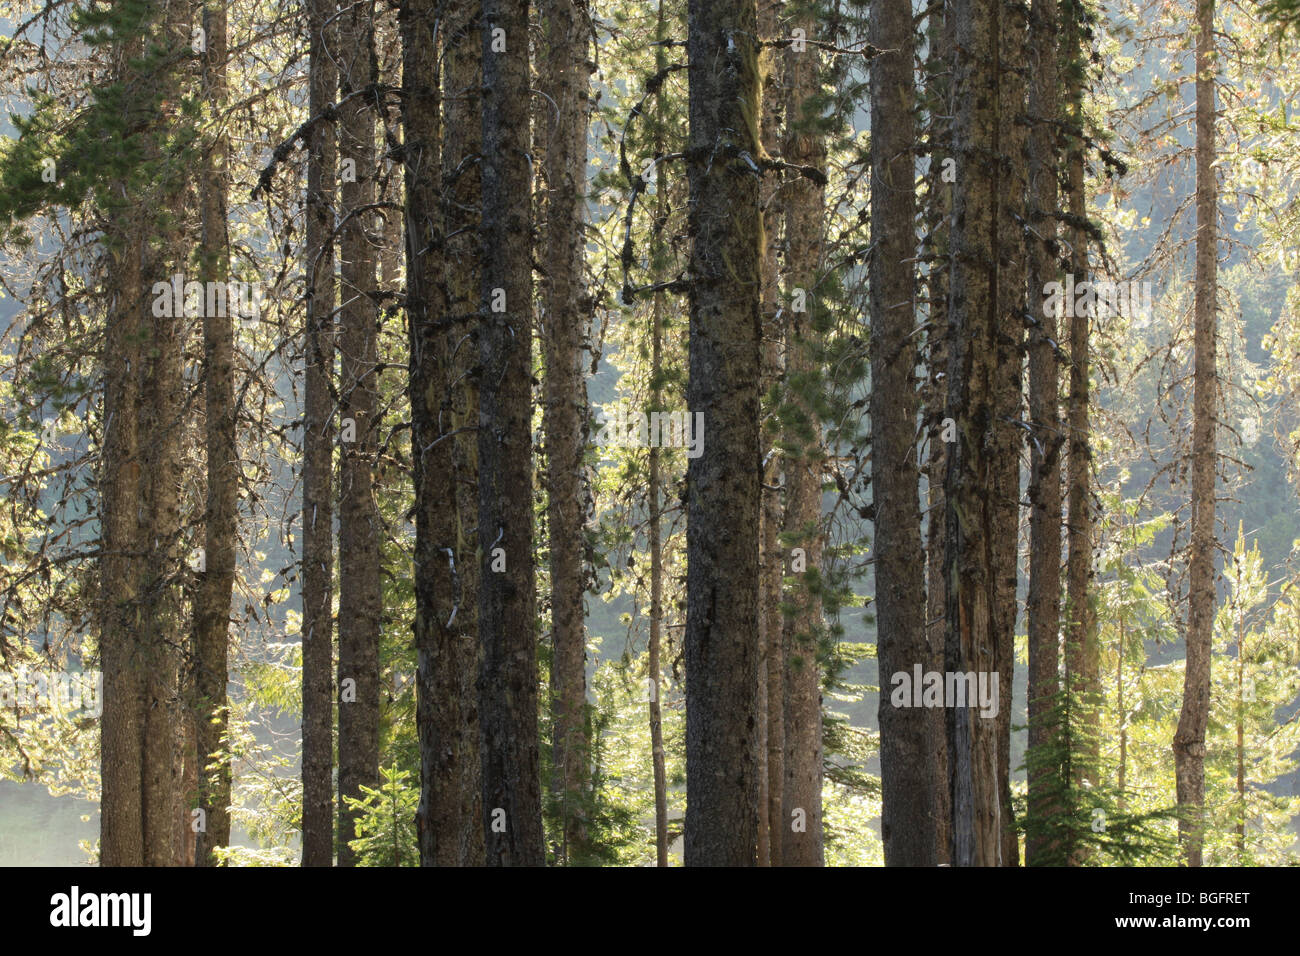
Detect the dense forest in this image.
<box><xmin>0</xmin><ymin>0</ymin><xmax>1299</xmax><ymax>869</ymax></box>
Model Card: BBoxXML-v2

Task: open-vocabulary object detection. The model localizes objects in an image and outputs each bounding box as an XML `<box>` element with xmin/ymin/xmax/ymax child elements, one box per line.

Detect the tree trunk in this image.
<box><xmin>194</xmin><ymin>0</ymin><xmax>235</xmax><ymax>866</ymax></box>
<box><xmin>923</xmin><ymin>3</ymin><xmax>955</xmax><ymax>864</ymax></box>
<box><xmin>479</xmin><ymin>0</ymin><xmax>544</xmax><ymax>867</ymax></box>
<box><xmin>99</xmin><ymin>49</ymin><xmax>148</xmax><ymax>860</ymax></box>
<box><xmin>1025</xmin><ymin>0</ymin><xmax>1063</xmax><ymax>868</ymax></box>
<box><xmin>539</xmin><ymin>0</ymin><xmax>594</xmax><ymax>866</ymax></box>
<box><xmin>780</xmin><ymin>9</ymin><xmax>827</xmax><ymax>869</ymax></box>
<box><xmin>990</xmin><ymin>0</ymin><xmax>1028</xmax><ymax>868</ymax></box>
<box><xmin>870</xmin><ymin>0</ymin><xmax>934</xmax><ymax>867</ymax></box>
<box><xmin>302</xmin><ymin>0</ymin><xmax>338</xmax><ymax>868</ymax></box>
<box><xmin>647</xmin><ymin>0</ymin><xmax>671</xmax><ymax>867</ymax></box>
<box><xmin>757</xmin><ymin>0</ymin><xmax>785</xmax><ymax>869</ymax></box>
<box><xmin>1061</xmin><ymin>0</ymin><xmax>1096</xmax><ymax>865</ymax></box>
<box><xmin>1174</xmin><ymin>0</ymin><xmax>1218</xmax><ymax>869</ymax></box>
<box><xmin>337</xmin><ymin>0</ymin><xmax>382</xmax><ymax>868</ymax></box>
<box><xmin>405</xmin><ymin>0</ymin><xmax>482</xmax><ymax>867</ymax></box>
<box><xmin>444</xmin><ymin>0</ymin><xmax>487</xmax><ymax>864</ymax></box>
<box><xmin>683</xmin><ymin>0</ymin><xmax>762</xmax><ymax>867</ymax></box>
<box><xmin>945</xmin><ymin>0</ymin><xmax>1007</xmax><ymax>867</ymax></box>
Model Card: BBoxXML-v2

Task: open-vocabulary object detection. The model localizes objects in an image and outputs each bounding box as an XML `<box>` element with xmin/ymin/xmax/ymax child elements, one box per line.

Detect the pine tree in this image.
<box><xmin>336</xmin><ymin>0</ymin><xmax>382</xmax><ymax>867</ymax></box>
<box><xmin>683</xmin><ymin>0</ymin><xmax>762</xmax><ymax>867</ymax></box>
<box><xmin>870</xmin><ymin>0</ymin><xmax>934</xmax><ymax>866</ymax></box>
<box><xmin>478</xmin><ymin>0</ymin><xmax>544</xmax><ymax>866</ymax></box>
<box><xmin>539</xmin><ymin>0</ymin><xmax>596</xmax><ymax>864</ymax></box>
<box><xmin>302</xmin><ymin>0</ymin><xmax>339</xmax><ymax>868</ymax></box>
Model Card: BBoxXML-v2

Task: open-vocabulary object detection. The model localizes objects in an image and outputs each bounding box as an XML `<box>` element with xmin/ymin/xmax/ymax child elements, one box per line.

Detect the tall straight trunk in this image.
<box><xmin>479</xmin><ymin>0</ymin><xmax>543</xmax><ymax>867</ymax></box>
<box><xmin>193</xmin><ymin>0</ymin><xmax>235</xmax><ymax>866</ymax></box>
<box><xmin>99</xmin><ymin>26</ymin><xmax>148</xmax><ymax>860</ymax></box>
<box><xmin>756</xmin><ymin>0</ymin><xmax>785</xmax><ymax>869</ymax></box>
<box><xmin>992</xmin><ymin>0</ymin><xmax>1028</xmax><ymax>868</ymax></box>
<box><xmin>336</xmin><ymin>0</ymin><xmax>382</xmax><ymax>868</ymax></box>
<box><xmin>647</xmin><ymin>0</ymin><xmax>671</xmax><ymax>867</ymax></box>
<box><xmin>683</xmin><ymin>0</ymin><xmax>762</xmax><ymax>867</ymax></box>
<box><xmin>1025</xmin><ymin>0</ymin><xmax>1063</xmax><ymax>867</ymax></box>
<box><xmin>540</xmin><ymin>0</ymin><xmax>594</xmax><ymax>865</ymax></box>
<box><xmin>406</xmin><ymin>0</ymin><xmax>480</xmax><ymax>867</ymax></box>
<box><xmin>302</xmin><ymin>0</ymin><xmax>338</xmax><ymax>868</ymax></box>
<box><xmin>1061</xmin><ymin>0</ymin><xmax>1096</xmax><ymax>864</ymax></box>
<box><xmin>99</xmin><ymin>2</ymin><xmax>189</xmax><ymax>868</ymax></box>
<box><xmin>648</xmin><ymin>281</ymin><xmax>669</xmax><ymax>868</ymax></box>
<box><xmin>781</xmin><ymin>10</ymin><xmax>827</xmax><ymax>869</ymax></box>
<box><xmin>945</xmin><ymin>0</ymin><xmax>1006</xmax><ymax>867</ymax></box>
<box><xmin>1174</xmin><ymin>0</ymin><xmax>1218</xmax><ymax>869</ymax></box>
<box><xmin>870</xmin><ymin>0</ymin><xmax>933</xmax><ymax>867</ymax></box>
<box><xmin>923</xmin><ymin>3</ymin><xmax>954</xmax><ymax>864</ymax></box>
<box><xmin>444</xmin><ymin>0</ymin><xmax>486</xmax><ymax>862</ymax></box>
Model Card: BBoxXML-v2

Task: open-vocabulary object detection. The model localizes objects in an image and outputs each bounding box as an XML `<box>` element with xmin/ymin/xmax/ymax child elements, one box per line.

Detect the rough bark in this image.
<box><xmin>870</xmin><ymin>0</ymin><xmax>934</xmax><ymax>867</ymax></box>
<box><xmin>193</xmin><ymin>0</ymin><xmax>235</xmax><ymax>866</ymax></box>
<box><xmin>478</xmin><ymin>0</ymin><xmax>544</xmax><ymax>867</ymax></box>
<box><xmin>100</xmin><ymin>3</ymin><xmax>188</xmax><ymax>869</ymax></box>
<box><xmin>1061</xmin><ymin>0</ymin><xmax>1096</xmax><ymax>865</ymax></box>
<box><xmin>780</xmin><ymin>9</ymin><xmax>826</xmax><ymax>868</ymax></box>
<box><xmin>337</xmin><ymin>0</ymin><xmax>382</xmax><ymax>868</ymax></box>
<box><xmin>683</xmin><ymin>0</ymin><xmax>762</xmax><ymax>867</ymax></box>
<box><xmin>99</xmin><ymin>82</ymin><xmax>147</xmax><ymax>863</ymax></box>
<box><xmin>923</xmin><ymin>3</ymin><xmax>954</xmax><ymax>864</ymax></box>
<box><xmin>1025</xmin><ymin>0</ymin><xmax>1064</xmax><ymax>868</ymax></box>
<box><xmin>443</xmin><ymin>0</ymin><xmax>486</xmax><ymax>864</ymax></box>
<box><xmin>406</xmin><ymin>0</ymin><xmax>481</xmax><ymax>867</ymax></box>
<box><xmin>757</xmin><ymin>0</ymin><xmax>785</xmax><ymax>868</ymax></box>
<box><xmin>301</xmin><ymin>0</ymin><xmax>337</xmax><ymax>868</ymax></box>
<box><xmin>1174</xmin><ymin>0</ymin><xmax>1218</xmax><ymax>869</ymax></box>
<box><xmin>647</xmin><ymin>0</ymin><xmax>671</xmax><ymax>867</ymax></box>
<box><xmin>539</xmin><ymin>0</ymin><xmax>594</xmax><ymax>865</ymax></box>
<box><xmin>945</xmin><ymin>0</ymin><xmax>1006</xmax><ymax>867</ymax></box>
<box><xmin>991</xmin><ymin>0</ymin><xmax>1028</xmax><ymax>868</ymax></box>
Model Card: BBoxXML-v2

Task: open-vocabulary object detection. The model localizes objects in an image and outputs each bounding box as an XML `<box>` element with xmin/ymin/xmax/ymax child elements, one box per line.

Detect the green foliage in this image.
<box><xmin>344</xmin><ymin>766</ymin><xmax>419</xmax><ymax>868</ymax></box>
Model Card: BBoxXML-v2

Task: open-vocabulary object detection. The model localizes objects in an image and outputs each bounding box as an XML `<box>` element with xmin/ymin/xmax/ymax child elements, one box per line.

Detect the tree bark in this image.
<box><xmin>301</xmin><ymin>0</ymin><xmax>338</xmax><ymax>868</ymax></box>
<box><xmin>923</xmin><ymin>3</ymin><xmax>955</xmax><ymax>864</ymax></box>
<box><xmin>870</xmin><ymin>0</ymin><xmax>934</xmax><ymax>867</ymax></box>
<box><xmin>1173</xmin><ymin>0</ymin><xmax>1218</xmax><ymax>869</ymax></box>
<box><xmin>1061</xmin><ymin>0</ymin><xmax>1096</xmax><ymax>865</ymax></box>
<box><xmin>757</xmin><ymin>0</ymin><xmax>785</xmax><ymax>869</ymax></box>
<box><xmin>1025</xmin><ymin>0</ymin><xmax>1064</xmax><ymax>868</ymax></box>
<box><xmin>683</xmin><ymin>0</ymin><xmax>762</xmax><ymax>867</ymax></box>
<box><xmin>336</xmin><ymin>0</ymin><xmax>382</xmax><ymax>868</ymax></box>
<box><xmin>780</xmin><ymin>8</ymin><xmax>827</xmax><ymax>869</ymax></box>
<box><xmin>647</xmin><ymin>0</ymin><xmax>672</xmax><ymax>867</ymax></box>
<box><xmin>194</xmin><ymin>0</ymin><xmax>235</xmax><ymax>866</ymax></box>
<box><xmin>539</xmin><ymin>0</ymin><xmax>594</xmax><ymax>865</ymax></box>
<box><xmin>945</xmin><ymin>0</ymin><xmax>1008</xmax><ymax>867</ymax></box>
<box><xmin>479</xmin><ymin>0</ymin><xmax>544</xmax><ymax>867</ymax></box>
<box><xmin>406</xmin><ymin>0</ymin><xmax>483</xmax><ymax>867</ymax></box>
<box><xmin>444</xmin><ymin>0</ymin><xmax>487</xmax><ymax>864</ymax></box>
<box><xmin>991</xmin><ymin>0</ymin><xmax>1028</xmax><ymax>867</ymax></box>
